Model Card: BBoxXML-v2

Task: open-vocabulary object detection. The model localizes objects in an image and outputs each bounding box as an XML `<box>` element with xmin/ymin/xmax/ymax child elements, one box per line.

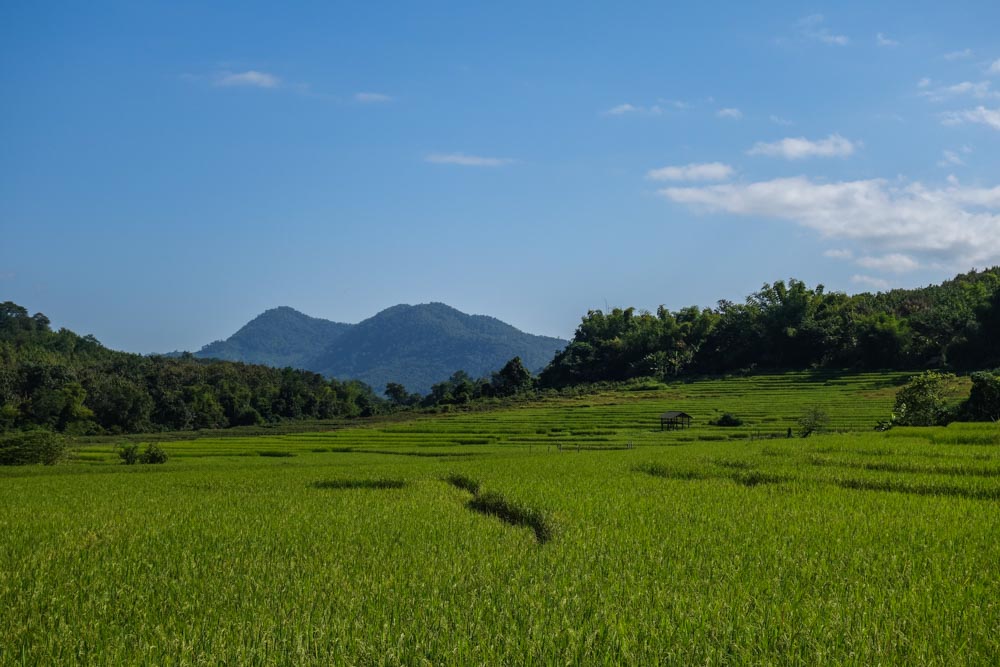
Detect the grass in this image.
<box><xmin>1</xmin><ymin>371</ymin><xmax>998</xmax><ymax>663</ymax></box>
<box><xmin>312</xmin><ymin>478</ymin><xmax>407</xmax><ymax>490</ymax></box>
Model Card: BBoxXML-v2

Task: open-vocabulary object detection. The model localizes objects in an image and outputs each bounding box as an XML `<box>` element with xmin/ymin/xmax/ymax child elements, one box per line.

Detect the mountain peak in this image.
<box><xmin>194</xmin><ymin>303</ymin><xmax>567</xmax><ymax>394</ymax></box>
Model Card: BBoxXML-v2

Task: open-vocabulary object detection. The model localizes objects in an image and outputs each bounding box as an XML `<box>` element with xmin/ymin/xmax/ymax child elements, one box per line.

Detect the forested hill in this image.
<box><xmin>539</xmin><ymin>267</ymin><xmax>1000</xmax><ymax>387</ymax></box>
<box><xmin>195</xmin><ymin>307</ymin><xmax>352</xmax><ymax>369</ymax></box>
<box><xmin>192</xmin><ymin>303</ymin><xmax>567</xmax><ymax>394</ymax></box>
<box><xmin>0</xmin><ymin>303</ymin><xmax>383</xmax><ymax>435</ymax></box>
<box><xmin>310</xmin><ymin>303</ymin><xmax>567</xmax><ymax>394</ymax></box>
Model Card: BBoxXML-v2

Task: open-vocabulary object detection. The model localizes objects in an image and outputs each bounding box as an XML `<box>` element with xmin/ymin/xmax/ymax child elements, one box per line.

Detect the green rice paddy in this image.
<box><xmin>2</xmin><ymin>371</ymin><xmax>998</xmax><ymax>664</ymax></box>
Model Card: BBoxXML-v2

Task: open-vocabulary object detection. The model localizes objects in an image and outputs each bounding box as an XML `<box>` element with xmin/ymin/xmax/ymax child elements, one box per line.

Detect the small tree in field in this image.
<box><xmin>962</xmin><ymin>370</ymin><xmax>1000</xmax><ymax>422</ymax></box>
<box><xmin>140</xmin><ymin>443</ymin><xmax>168</xmax><ymax>464</ymax></box>
<box><xmin>893</xmin><ymin>371</ymin><xmax>956</xmax><ymax>426</ymax></box>
<box><xmin>797</xmin><ymin>406</ymin><xmax>830</xmax><ymax>437</ymax></box>
<box><xmin>491</xmin><ymin>357</ymin><xmax>533</xmax><ymax>397</ymax></box>
<box><xmin>118</xmin><ymin>443</ymin><xmax>140</xmax><ymax>465</ymax></box>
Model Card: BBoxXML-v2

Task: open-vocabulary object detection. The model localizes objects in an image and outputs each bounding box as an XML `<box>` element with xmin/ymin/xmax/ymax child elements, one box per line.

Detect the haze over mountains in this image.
<box><xmin>190</xmin><ymin>303</ymin><xmax>567</xmax><ymax>394</ymax></box>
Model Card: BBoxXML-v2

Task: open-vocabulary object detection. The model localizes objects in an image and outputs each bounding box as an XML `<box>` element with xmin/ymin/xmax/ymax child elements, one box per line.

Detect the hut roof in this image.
<box><xmin>660</xmin><ymin>411</ymin><xmax>692</xmax><ymax>419</ymax></box>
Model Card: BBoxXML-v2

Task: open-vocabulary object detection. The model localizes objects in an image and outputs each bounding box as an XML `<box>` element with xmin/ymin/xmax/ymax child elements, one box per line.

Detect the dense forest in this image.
<box><xmin>539</xmin><ymin>268</ymin><xmax>1000</xmax><ymax>387</ymax></box>
<box><xmin>0</xmin><ymin>302</ymin><xmax>383</xmax><ymax>435</ymax></box>
<box><xmin>4</xmin><ymin>267</ymin><xmax>1000</xmax><ymax>435</ymax></box>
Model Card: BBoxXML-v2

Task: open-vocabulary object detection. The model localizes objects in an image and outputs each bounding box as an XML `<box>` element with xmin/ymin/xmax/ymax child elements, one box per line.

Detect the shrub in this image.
<box><xmin>797</xmin><ymin>407</ymin><xmax>830</xmax><ymax>438</ymax></box>
<box><xmin>893</xmin><ymin>371</ymin><xmax>956</xmax><ymax>426</ymax></box>
<box><xmin>709</xmin><ymin>413</ymin><xmax>744</xmax><ymax>427</ymax></box>
<box><xmin>139</xmin><ymin>443</ymin><xmax>168</xmax><ymax>464</ymax></box>
<box><xmin>961</xmin><ymin>370</ymin><xmax>1000</xmax><ymax>422</ymax></box>
<box><xmin>0</xmin><ymin>430</ymin><xmax>67</xmax><ymax>466</ymax></box>
<box><xmin>118</xmin><ymin>443</ymin><xmax>140</xmax><ymax>465</ymax></box>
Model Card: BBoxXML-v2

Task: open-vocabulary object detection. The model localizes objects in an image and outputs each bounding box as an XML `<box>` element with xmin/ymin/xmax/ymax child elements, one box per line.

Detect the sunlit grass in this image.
<box><xmin>2</xmin><ymin>371</ymin><xmax>997</xmax><ymax>663</ymax></box>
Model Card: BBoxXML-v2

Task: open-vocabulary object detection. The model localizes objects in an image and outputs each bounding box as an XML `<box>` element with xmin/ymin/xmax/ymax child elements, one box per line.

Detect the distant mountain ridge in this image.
<box><xmin>191</xmin><ymin>303</ymin><xmax>567</xmax><ymax>394</ymax></box>
<box><xmin>196</xmin><ymin>306</ymin><xmax>352</xmax><ymax>369</ymax></box>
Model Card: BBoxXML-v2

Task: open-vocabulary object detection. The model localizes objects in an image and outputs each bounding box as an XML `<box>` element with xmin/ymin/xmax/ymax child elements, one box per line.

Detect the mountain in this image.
<box><xmin>192</xmin><ymin>303</ymin><xmax>567</xmax><ymax>394</ymax></box>
<box><xmin>310</xmin><ymin>303</ymin><xmax>567</xmax><ymax>394</ymax></box>
<box><xmin>195</xmin><ymin>306</ymin><xmax>352</xmax><ymax>369</ymax></box>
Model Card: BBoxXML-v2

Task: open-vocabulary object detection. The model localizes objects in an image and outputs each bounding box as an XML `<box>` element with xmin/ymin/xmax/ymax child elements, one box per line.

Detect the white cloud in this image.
<box><xmin>659</xmin><ymin>99</ymin><xmax>690</xmax><ymax>110</ymax></box>
<box><xmin>851</xmin><ymin>275</ymin><xmax>891</xmax><ymax>291</ymax></box>
<box><xmin>214</xmin><ymin>70</ymin><xmax>281</xmax><ymax>88</ymax></box>
<box><xmin>991</xmin><ymin>59</ymin><xmax>1000</xmax><ymax>75</ymax></box>
<box><xmin>747</xmin><ymin>134</ymin><xmax>857</xmax><ymax>159</ymax></box>
<box><xmin>354</xmin><ymin>92</ymin><xmax>393</xmax><ymax>103</ymax></box>
<box><xmin>657</xmin><ymin>176</ymin><xmax>1000</xmax><ymax>268</ymax></box>
<box><xmin>947</xmin><ymin>183</ymin><xmax>1000</xmax><ymax>208</ymax></box>
<box><xmin>604</xmin><ymin>103</ymin><xmax>638</xmax><ymax>115</ymax></box>
<box><xmin>646</xmin><ymin>162</ymin><xmax>734</xmax><ymax>182</ymax></box>
<box><xmin>824</xmin><ymin>248</ymin><xmax>853</xmax><ymax>260</ymax></box>
<box><xmin>769</xmin><ymin>115</ymin><xmax>793</xmax><ymax>126</ymax></box>
<box><xmin>603</xmin><ymin>103</ymin><xmax>663</xmax><ymax>116</ymax></box>
<box><xmin>918</xmin><ymin>77</ymin><xmax>932</xmax><ymax>88</ymax></box>
<box><xmin>941</xmin><ymin>106</ymin><xmax>1000</xmax><ymax>130</ymax></box>
<box><xmin>797</xmin><ymin>15</ymin><xmax>849</xmax><ymax>46</ymax></box>
<box><xmin>425</xmin><ymin>153</ymin><xmax>515</xmax><ymax>167</ymax></box>
<box><xmin>944</xmin><ymin>48</ymin><xmax>974</xmax><ymax>61</ymax></box>
<box><xmin>856</xmin><ymin>253</ymin><xmax>920</xmax><ymax>273</ymax></box>
<box><xmin>920</xmin><ymin>80</ymin><xmax>999</xmax><ymax>102</ymax></box>
<box><xmin>716</xmin><ymin>107</ymin><xmax>743</xmax><ymax>119</ymax></box>
<box><xmin>876</xmin><ymin>33</ymin><xmax>899</xmax><ymax>47</ymax></box>
<box><xmin>938</xmin><ymin>150</ymin><xmax>965</xmax><ymax>167</ymax></box>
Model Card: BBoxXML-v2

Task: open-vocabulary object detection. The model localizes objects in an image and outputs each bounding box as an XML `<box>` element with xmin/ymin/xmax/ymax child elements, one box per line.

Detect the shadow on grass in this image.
<box><xmin>443</xmin><ymin>473</ymin><xmax>554</xmax><ymax>544</ymax></box>
<box><xmin>312</xmin><ymin>478</ymin><xmax>407</xmax><ymax>490</ymax></box>
<box><xmin>467</xmin><ymin>492</ymin><xmax>555</xmax><ymax>544</ymax></box>
<box><xmin>835</xmin><ymin>478</ymin><xmax>1000</xmax><ymax>501</ymax></box>
<box><xmin>635</xmin><ymin>462</ymin><xmax>789</xmax><ymax>487</ymax></box>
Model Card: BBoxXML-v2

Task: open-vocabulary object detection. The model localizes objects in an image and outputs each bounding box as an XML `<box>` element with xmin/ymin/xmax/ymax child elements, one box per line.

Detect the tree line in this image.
<box><xmin>1</xmin><ymin>302</ymin><xmax>383</xmax><ymax>435</ymax></box>
<box><xmin>538</xmin><ymin>268</ymin><xmax>1000</xmax><ymax>387</ymax></box>
<box><xmin>4</xmin><ymin>267</ymin><xmax>1000</xmax><ymax>436</ymax></box>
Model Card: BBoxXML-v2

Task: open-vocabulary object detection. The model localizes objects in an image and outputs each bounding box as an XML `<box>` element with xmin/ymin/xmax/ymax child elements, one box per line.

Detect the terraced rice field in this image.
<box><xmin>3</xmin><ymin>372</ymin><xmax>998</xmax><ymax>664</ymax></box>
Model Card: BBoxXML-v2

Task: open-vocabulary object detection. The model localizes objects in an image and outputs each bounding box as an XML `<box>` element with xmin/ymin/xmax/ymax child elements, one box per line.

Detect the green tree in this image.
<box><xmin>797</xmin><ymin>406</ymin><xmax>830</xmax><ymax>437</ymax></box>
<box><xmin>384</xmin><ymin>382</ymin><xmax>413</xmax><ymax>407</ymax></box>
<box><xmin>491</xmin><ymin>357</ymin><xmax>533</xmax><ymax>397</ymax></box>
<box><xmin>962</xmin><ymin>370</ymin><xmax>1000</xmax><ymax>422</ymax></box>
<box><xmin>893</xmin><ymin>371</ymin><xmax>956</xmax><ymax>426</ymax></box>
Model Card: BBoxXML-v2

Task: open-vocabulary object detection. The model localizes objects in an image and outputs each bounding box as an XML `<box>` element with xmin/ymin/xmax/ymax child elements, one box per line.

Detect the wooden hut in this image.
<box><xmin>660</xmin><ymin>411</ymin><xmax>692</xmax><ymax>431</ymax></box>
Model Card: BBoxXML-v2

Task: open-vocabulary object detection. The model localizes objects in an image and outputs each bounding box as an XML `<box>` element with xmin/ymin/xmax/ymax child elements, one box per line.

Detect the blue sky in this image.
<box><xmin>3</xmin><ymin>1</ymin><xmax>1000</xmax><ymax>352</ymax></box>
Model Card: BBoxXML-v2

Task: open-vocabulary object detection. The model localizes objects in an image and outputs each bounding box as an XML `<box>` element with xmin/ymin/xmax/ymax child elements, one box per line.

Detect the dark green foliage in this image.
<box><xmin>962</xmin><ymin>370</ymin><xmax>1000</xmax><ymax>422</ymax></box>
<box><xmin>0</xmin><ymin>430</ymin><xmax>66</xmax><ymax>465</ymax></box>
<box><xmin>119</xmin><ymin>442</ymin><xmax>167</xmax><ymax>464</ymax></box>
<box><xmin>539</xmin><ymin>268</ymin><xmax>1000</xmax><ymax>388</ymax></box>
<box><xmin>490</xmin><ymin>356</ymin><xmax>534</xmax><ymax>397</ymax></box>
<box><xmin>541</xmin><ymin>305</ymin><xmax>716</xmax><ymax>386</ymax></box>
<box><xmin>384</xmin><ymin>382</ymin><xmax>420</xmax><ymax>408</ymax></box>
<box><xmin>139</xmin><ymin>444</ymin><xmax>168</xmax><ymax>464</ymax></box>
<box><xmin>892</xmin><ymin>371</ymin><xmax>956</xmax><ymax>426</ymax></box>
<box><xmin>0</xmin><ymin>301</ymin><xmax>384</xmax><ymax>436</ymax></box>
<box><xmin>118</xmin><ymin>443</ymin><xmax>140</xmax><ymax>465</ymax></box>
<box><xmin>797</xmin><ymin>407</ymin><xmax>830</xmax><ymax>437</ymax></box>
<box><xmin>709</xmin><ymin>413</ymin><xmax>744</xmax><ymax>427</ymax></box>
<box><xmin>258</xmin><ymin>450</ymin><xmax>296</xmax><ymax>458</ymax></box>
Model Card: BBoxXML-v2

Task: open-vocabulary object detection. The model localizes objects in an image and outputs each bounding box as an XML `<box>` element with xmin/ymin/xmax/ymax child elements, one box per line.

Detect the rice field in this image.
<box><xmin>2</xmin><ymin>371</ymin><xmax>998</xmax><ymax>664</ymax></box>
